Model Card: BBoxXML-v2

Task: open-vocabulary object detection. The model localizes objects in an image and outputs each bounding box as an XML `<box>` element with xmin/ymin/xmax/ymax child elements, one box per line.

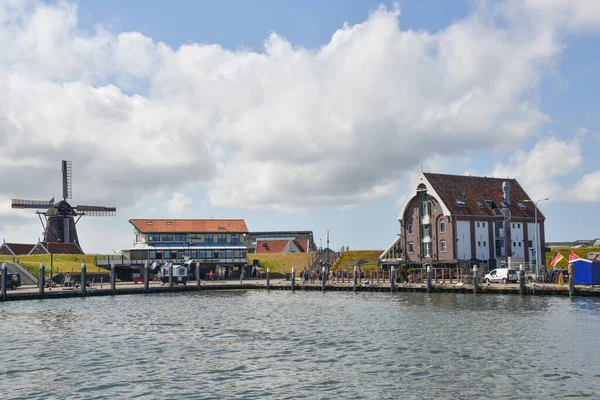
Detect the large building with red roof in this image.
<box><xmin>394</xmin><ymin>172</ymin><xmax>546</xmax><ymax>271</ymax></box>
<box><xmin>123</xmin><ymin>219</ymin><xmax>250</xmax><ymax>279</ymax></box>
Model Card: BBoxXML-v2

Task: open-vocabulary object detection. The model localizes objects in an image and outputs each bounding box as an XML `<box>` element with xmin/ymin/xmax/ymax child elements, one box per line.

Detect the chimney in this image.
<box><xmin>502</xmin><ymin>181</ymin><xmax>511</xmax><ymax>204</ymax></box>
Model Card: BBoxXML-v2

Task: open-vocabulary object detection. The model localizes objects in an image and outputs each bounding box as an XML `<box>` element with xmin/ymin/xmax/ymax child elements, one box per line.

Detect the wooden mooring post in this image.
<box><xmin>110</xmin><ymin>263</ymin><xmax>116</xmax><ymax>295</ymax></box>
<box><xmin>39</xmin><ymin>263</ymin><xmax>45</xmax><ymax>299</ymax></box>
<box><xmin>144</xmin><ymin>261</ymin><xmax>150</xmax><ymax>293</ymax></box>
<box><xmin>426</xmin><ymin>265</ymin><xmax>432</xmax><ymax>293</ymax></box>
<box><xmin>473</xmin><ymin>265</ymin><xmax>479</xmax><ymax>294</ymax></box>
<box><xmin>519</xmin><ymin>264</ymin><xmax>525</xmax><ymax>295</ymax></box>
<box><xmin>353</xmin><ymin>266</ymin><xmax>358</xmax><ymax>291</ymax></box>
<box><xmin>568</xmin><ymin>263</ymin><xmax>575</xmax><ymax>297</ymax></box>
<box><xmin>169</xmin><ymin>263</ymin><xmax>173</xmax><ymax>292</ymax></box>
<box><xmin>291</xmin><ymin>267</ymin><xmax>296</xmax><ymax>291</ymax></box>
<box><xmin>197</xmin><ymin>263</ymin><xmax>201</xmax><ymax>290</ymax></box>
<box><xmin>1</xmin><ymin>263</ymin><xmax>6</xmax><ymax>301</ymax></box>
<box><xmin>81</xmin><ymin>262</ymin><xmax>87</xmax><ymax>297</ymax></box>
<box><xmin>266</xmin><ymin>267</ymin><xmax>270</xmax><ymax>290</ymax></box>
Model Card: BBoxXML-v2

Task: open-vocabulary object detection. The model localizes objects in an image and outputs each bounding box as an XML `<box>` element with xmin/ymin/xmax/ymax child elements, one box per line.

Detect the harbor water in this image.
<box><xmin>1</xmin><ymin>291</ymin><xmax>599</xmax><ymax>399</ymax></box>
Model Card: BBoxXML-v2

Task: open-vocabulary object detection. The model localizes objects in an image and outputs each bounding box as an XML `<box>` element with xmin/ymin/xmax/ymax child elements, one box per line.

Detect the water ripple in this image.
<box><xmin>1</xmin><ymin>292</ymin><xmax>600</xmax><ymax>398</ymax></box>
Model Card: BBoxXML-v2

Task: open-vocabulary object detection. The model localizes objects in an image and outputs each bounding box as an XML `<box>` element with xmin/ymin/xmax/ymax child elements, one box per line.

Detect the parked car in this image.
<box><xmin>483</xmin><ymin>268</ymin><xmax>518</xmax><ymax>284</ymax></box>
<box><xmin>4</xmin><ymin>273</ymin><xmax>21</xmax><ymax>290</ymax></box>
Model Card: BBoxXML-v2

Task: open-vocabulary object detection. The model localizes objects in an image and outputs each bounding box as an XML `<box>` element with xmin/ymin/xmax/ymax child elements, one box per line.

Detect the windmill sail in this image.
<box><xmin>75</xmin><ymin>205</ymin><xmax>116</xmax><ymax>216</ymax></box>
<box><xmin>62</xmin><ymin>160</ymin><xmax>72</xmax><ymax>199</ymax></box>
<box><xmin>12</xmin><ymin>199</ymin><xmax>55</xmax><ymax>209</ymax></box>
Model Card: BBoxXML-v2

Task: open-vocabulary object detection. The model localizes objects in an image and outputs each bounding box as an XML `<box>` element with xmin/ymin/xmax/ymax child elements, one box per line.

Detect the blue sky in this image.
<box><xmin>1</xmin><ymin>0</ymin><xmax>599</xmax><ymax>253</ymax></box>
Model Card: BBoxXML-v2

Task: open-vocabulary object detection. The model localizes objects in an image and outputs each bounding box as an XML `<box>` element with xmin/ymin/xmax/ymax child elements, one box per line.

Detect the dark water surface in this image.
<box><xmin>1</xmin><ymin>291</ymin><xmax>599</xmax><ymax>399</ymax></box>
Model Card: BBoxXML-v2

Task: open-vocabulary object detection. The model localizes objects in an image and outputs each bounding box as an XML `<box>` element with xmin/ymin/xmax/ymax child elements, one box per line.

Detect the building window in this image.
<box><xmin>174</xmin><ymin>234</ymin><xmax>187</xmax><ymax>242</ymax></box>
<box><xmin>164</xmin><ymin>251</ymin><xmax>172</xmax><ymax>259</ymax></box>
<box><xmin>408</xmin><ymin>224</ymin><xmax>414</xmax><ymax>235</ymax></box>
<box><xmin>217</xmin><ymin>234</ymin><xmax>227</xmax><ymax>243</ymax></box>
<box><xmin>162</xmin><ymin>234</ymin><xmax>173</xmax><ymax>242</ymax></box>
<box><xmin>513</xmin><ymin>242</ymin><xmax>516</xmax><ymax>247</ymax></box>
<box><xmin>178</xmin><ymin>251</ymin><xmax>185</xmax><ymax>259</ymax></box>
<box><xmin>478</xmin><ymin>241</ymin><xmax>481</xmax><ymax>247</ymax></box>
<box><xmin>528</xmin><ymin>240</ymin><xmax>533</xmax><ymax>248</ymax></box>
<box><xmin>408</xmin><ymin>243</ymin><xmax>414</xmax><ymax>253</ymax></box>
<box><xmin>518</xmin><ymin>202</ymin><xmax>527</xmax><ymax>210</ymax></box>
<box><xmin>149</xmin><ymin>251</ymin><xmax>156</xmax><ymax>259</ymax></box>
<box><xmin>414</xmin><ymin>207</ymin><xmax>418</xmax><ymax>213</ymax></box>
<box><xmin>477</xmin><ymin>222</ymin><xmax>480</xmax><ymax>228</ymax></box>
<box><xmin>456</xmin><ymin>199</ymin><xmax>466</xmax><ymax>207</ymax></box>
<box><xmin>476</xmin><ymin>200</ymin><xmax>484</xmax><ymax>208</ymax></box>
<box><xmin>205</xmin><ymin>235</ymin><xmax>213</xmax><ymax>244</ymax></box>
<box><xmin>423</xmin><ymin>224</ymin><xmax>431</xmax><ymax>237</ymax></box>
<box><xmin>512</xmin><ymin>223</ymin><xmax>515</xmax><ymax>229</ymax></box>
<box><xmin>440</xmin><ymin>240</ymin><xmax>447</xmax><ymax>252</ymax></box>
<box><xmin>482</xmin><ymin>222</ymin><xmax>485</xmax><ymax>227</ymax></box>
<box><xmin>434</xmin><ymin>205</ymin><xmax>438</xmax><ymax>211</ymax></box>
<box><xmin>483</xmin><ymin>241</ymin><xmax>487</xmax><ymax>247</ymax></box>
<box><xmin>501</xmin><ymin>201</ymin><xmax>508</xmax><ymax>208</ymax></box>
<box><xmin>231</xmin><ymin>234</ymin><xmax>240</xmax><ymax>244</ymax></box>
<box><xmin>148</xmin><ymin>234</ymin><xmax>159</xmax><ymax>242</ymax></box>
<box><xmin>423</xmin><ymin>242</ymin><xmax>432</xmax><ymax>258</ymax></box>
<box><xmin>517</xmin><ymin>223</ymin><xmax>521</xmax><ymax>229</ymax></box>
<box><xmin>518</xmin><ymin>242</ymin><xmax>521</xmax><ymax>247</ymax></box>
<box><xmin>440</xmin><ymin>221</ymin><xmax>446</xmax><ymax>233</ymax></box>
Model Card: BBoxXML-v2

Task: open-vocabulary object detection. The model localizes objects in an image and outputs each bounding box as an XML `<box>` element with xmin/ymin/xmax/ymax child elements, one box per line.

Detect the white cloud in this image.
<box><xmin>167</xmin><ymin>192</ymin><xmax>192</xmax><ymax>214</ymax></box>
<box><xmin>492</xmin><ymin>134</ymin><xmax>600</xmax><ymax>202</ymax></box>
<box><xmin>0</xmin><ymin>0</ymin><xmax>598</xmax><ymax>220</ymax></box>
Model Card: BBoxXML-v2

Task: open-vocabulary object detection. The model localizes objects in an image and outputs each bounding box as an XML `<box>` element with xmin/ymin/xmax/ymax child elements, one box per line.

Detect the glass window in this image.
<box><xmin>205</xmin><ymin>235</ymin><xmax>213</xmax><ymax>244</ymax></box>
<box><xmin>483</xmin><ymin>241</ymin><xmax>487</xmax><ymax>247</ymax></box>
<box><xmin>149</xmin><ymin>251</ymin><xmax>156</xmax><ymax>259</ymax></box>
<box><xmin>175</xmin><ymin>234</ymin><xmax>187</xmax><ymax>242</ymax></box>
<box><xmin>148</xmin><ymin>234</ymin><xmax>159</xmax><ymax>242</ymax></box>
<box><xmin>408</xmin><ymin>224</ymin><xmax>413</xmax><ymax>235</ymax></box>
<box><xmin>434</xmin><ymin>205</ymin><xmax>438</xmax><ymax>211</ymax></box>
<box><xmin>440</xmin><ymin>221</ymin><xmax>446</xmax><ymax>233</ymax></box>
<box><xmin>456</xmin><ymin>199</ymin><xmax>466</xmax><ymax>207</ymax></box>
<box><xmin>477</xmin><ymin>222</ymin><xmax>480</xmax><ymax>228</ymax></box>
<box><xmin>408</xmin><ymin>243</ymin><xmax>414</xmax><ymax>253</ymax></box>
<box><xmin>178</xmin><ymin>251</ymin><xmax>185</xmax><ymax>259</ymax></box>
<box><xmin>162</xmin><ymin>234</ymin><xmax>173</xmax><ymax>242</ymax></box>
<box><xmin>218</xmin><ymin>234</ymin><xmax>227</xmax><ymax>243</ymax></box>
<box><xmin>423</xmin><ymin>224</ymin><xmax>431</xmax><ymax>237</ymax></box>
<box><xmin>476</xmin><ymin>200</ymin><xmax>484</xmax><ymax>208</ymax></box>
<box><xmin>517</xmin><ymin>223</ymin><xmax>520</xmax><ymax>229</ymax></box>
<box><xmin>413</xmin><ymin>207</ymin><xmax>418</xmax><ymax>213</ymax></box>
<box><xmin>440</xmin><ymin>240</ymin><xmax>447</xmax><ymax>252</ymax></box>
<box><xmin>518</xmin><ymin>242</ymin><xmax>521</xmax><ymax>247</ymax></box>
<box><xmin>164</xmin><ymin>251</ymin><xmax>172</xmax><ymax>259</ymax></box>
<box><xmin>230</xmin><ymin>234</ymin><xmax>240</xmax><ymax>244</ymax></box>
<box><xmin>482</xmin><ymin>222</ymin><xmax>485</xmax><ymax>227</ymax></box>
<box><xmin>190</xmin><ymin>251</ymin><xmax>197</xmax><ymax>259</ymax></box>
<box><xmin>518</xmin><ymin>202</ymin><xmax>527</xmax><ymax>210</ymax></box>
<box><xmin>478</xmin><ymin>241</ymin><xmax>481</xmax><ymax>247</ymax></box>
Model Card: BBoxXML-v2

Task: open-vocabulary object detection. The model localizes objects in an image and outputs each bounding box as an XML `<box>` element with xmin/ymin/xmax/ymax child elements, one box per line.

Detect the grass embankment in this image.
<box><xmin>0</xmin><ymin>254</ymin><xmax>107</xmax><ymax>278</ymax></box>
<box><xmin>248</xmin><ymin>253</ymin><xmax>314</xmax><ymax>275</ymax></box>
<box><xmin>332</xmin><ymin>250</ymin><xmax>383</xmax><ymax>273</ymax></box>
<box><xmin>545</xmin><ymin>247</ymin><xmax>600</xmax><ymax>268</ymax></box>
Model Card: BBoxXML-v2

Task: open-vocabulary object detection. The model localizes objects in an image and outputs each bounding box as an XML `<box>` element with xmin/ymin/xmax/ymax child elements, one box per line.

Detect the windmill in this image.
<box><xmin>11</xmin><ymin>160</ymin><xmax>116</xmax><ymax>251</ymax></box>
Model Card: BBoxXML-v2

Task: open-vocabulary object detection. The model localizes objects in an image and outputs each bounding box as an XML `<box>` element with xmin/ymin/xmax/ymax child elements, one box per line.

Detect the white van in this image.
<box><xmin>483</xmin><ymin>268</ymin><xmax>518</xmax><ymax>284</ymax></box>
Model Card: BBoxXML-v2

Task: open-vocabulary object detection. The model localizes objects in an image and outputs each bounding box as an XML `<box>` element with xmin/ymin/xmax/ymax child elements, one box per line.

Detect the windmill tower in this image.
<box><xmin>11</xmin><ymin>160</ymin><xmax>116</xmax><ymax>252</ymax></box>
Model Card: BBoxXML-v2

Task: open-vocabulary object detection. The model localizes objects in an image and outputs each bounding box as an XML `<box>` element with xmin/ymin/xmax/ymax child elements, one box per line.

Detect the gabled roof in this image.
<box><xmin>256</xmin><ymin>240</ymin><xmax>303</xmax><ymax>253</ymax></box>
<box><xmin>422</xmin><ymin>173</ymin><xmax>542</xmax><ymax>219</ymax></box>
<box><xmin>129</xmin><ymin>219</ymin><xmax>249</xmax><ymax>234</ymax></box>
<box><xmin>0</xmin><ymin>243</ymin><xmax>36</xmax><ymax>255</ymax></box>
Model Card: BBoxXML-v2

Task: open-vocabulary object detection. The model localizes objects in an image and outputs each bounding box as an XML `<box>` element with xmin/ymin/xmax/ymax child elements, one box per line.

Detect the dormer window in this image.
<box><xmin>456</xmin><ymin>199</ymin><xmax>466</xmax><ymax>207</ymax></box>
<box><xmin>166</xmin><ymin>221</ymin><xmax>172</xmax><ymax>225</ymax></box>
<box><xmin>476</xmin><ymin>200</ymin><xmax>484</xmax><ymax>208</ymax></box>
<box><xmin>485</xmin><ymin>200</ymin><xmax>497</xmax><ymax>209</ymax></box>
<box><xmin>218</xmin><ymin>227</ymin><xmax>226</xmax><ymax>230</ymax></box>
<box><xmin>146</xmin><ymin>221</ymin><xmax>152</xmax><ymax>225</ymax></box>
<box><xmin>500</xmin><ymin>201</ymin><xmax>508</xmax><ymax>208</ymax></box>
<box><xmin>518</xmin><ymin>202</ymin><xmax>527</xmax><ymax>210</ymax></box>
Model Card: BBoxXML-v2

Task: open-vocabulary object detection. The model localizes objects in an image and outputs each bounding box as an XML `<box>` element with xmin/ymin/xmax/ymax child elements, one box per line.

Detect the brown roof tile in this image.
<box><xmin>130</xmin><ymin>219</ymin><xmax>249</xmax><ymax>234</ymax></box>
<box><xmin>43</xmin><ymin>242</ymin><xmax>84</xmax><ymax>254</ymax></box>
<box><xmin>4</xmin><ymin>243</ymin><xmax>36</xmax><ymax>255</ymax></box>
<box><xmin>423</xmin><ymin>173</ymin><xmax>543</xmax><ymax>219</ymax></box>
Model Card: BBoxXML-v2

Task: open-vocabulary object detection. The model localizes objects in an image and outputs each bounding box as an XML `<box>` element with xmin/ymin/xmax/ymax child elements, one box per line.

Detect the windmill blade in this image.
<box><xmin>75</xmin><ymin>205</ymin><xmax>116</xmax><ymax>216</ymax></box>
<box><xmin>12</xmin><ymin>199</ymin><xmax>54</xmax><ymax>209</ymax></box>
<box><xmin>62</xmin><ymin>160</ymin><xmax>72</xmax><ymax>199</ymax></box>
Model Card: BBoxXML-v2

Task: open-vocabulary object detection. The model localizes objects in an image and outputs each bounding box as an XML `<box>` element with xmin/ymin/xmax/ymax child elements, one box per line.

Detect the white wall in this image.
<box><xmin>456</xmin><ymin>221</ymin><xmax>471</xmax><ymax>260</ymax></box>
<box><xmin>527</xmin><ymin>222</ymin><xmax>542</xmax><ymax>266</ymax></box>
<box><xmin>510</xmin><ymin>222</ymin><xmax>525</xmax><ymax>259</ymax></box>
<box><xmin>474</xmin><ymin>221</ymin><xmax>489</xmax><ymax>261</ymax></box>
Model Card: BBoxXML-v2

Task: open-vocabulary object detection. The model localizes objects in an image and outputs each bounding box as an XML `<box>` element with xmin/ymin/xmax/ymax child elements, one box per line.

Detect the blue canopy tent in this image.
<box><xmin>571</xmin><ymin>259</ymin><xmax>600</xmax><ymax>285</ymax></box>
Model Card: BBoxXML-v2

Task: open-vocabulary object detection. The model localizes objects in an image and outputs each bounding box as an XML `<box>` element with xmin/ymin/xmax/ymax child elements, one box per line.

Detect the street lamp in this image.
<box><xmin>523</xmin><ymin>198</ymin><xmax>550</xmax><ymax>275</ymax></box>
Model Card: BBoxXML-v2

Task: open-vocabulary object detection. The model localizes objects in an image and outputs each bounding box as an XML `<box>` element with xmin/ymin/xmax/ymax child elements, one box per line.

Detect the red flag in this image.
<box><xmin>550</xmin><ymin>252</ymin><xmax>565</xmax><ymax>267</ymax></box>
<box><xmin>594</xmin><ymin>253</ymin><xmax>599</xmax><ymax>262</ymax></box>
<box><xmin>568</xmin><ymin>251</ymin><xmax>579</xmax><ymax>262</ymax></box>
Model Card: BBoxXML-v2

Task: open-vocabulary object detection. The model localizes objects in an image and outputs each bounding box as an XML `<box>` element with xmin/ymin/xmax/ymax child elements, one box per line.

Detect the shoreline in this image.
<box><xmin>2</xmin><ymin>280</ymin><xmax>600</xmax><ymax>302</ymax></box>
